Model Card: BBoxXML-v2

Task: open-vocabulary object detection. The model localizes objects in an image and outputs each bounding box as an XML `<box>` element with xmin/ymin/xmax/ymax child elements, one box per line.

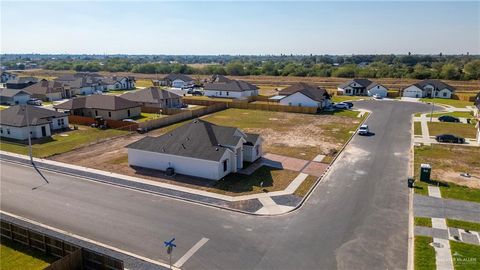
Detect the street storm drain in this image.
<box><xmin>431</xmin><ymin>242</ymin><xmax>444</xmax><ymax>248</ymax></box>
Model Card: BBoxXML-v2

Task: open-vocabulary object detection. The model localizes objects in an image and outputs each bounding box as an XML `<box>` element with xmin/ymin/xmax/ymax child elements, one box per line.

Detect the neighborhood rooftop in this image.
<box><xmin>162</xmin><ymin>73</ymin><xmax>194</xmax><ymax>82</ymax></box>
<box><xmin>339</xmin><ymin>78</ymin><xmax>380</xmax><ymax>90</ymax></box>
<box><xmin>54</xmin><ymin>95</ymin><xmax>140</xmax><ymax>111</ymax></box>
<box><xmin>0</xmin><ymin>105</ymin><xmax>67</xmax><ymax>127</ymax></box>
<box><xmin>279</xmin><ymin>82</ymin><xmax>329</xmax><ymax>102</ymax></box>
<box><xmin>204</xmin><ymin>80</ymin><xmax>258</xmax><ymax>92</ymax></box>
<box><xmin>23</xmin><ymin>80</ymin><xmax>66</xmax><ymax>95</ymax></box>
<box><xmin>126</xmin><ymin>119</ymin><xmax>249</xmax><ymax>161</ymax></box>
<box><xmin>413</xmin><ymin>79</ymin><xmax>455</xmax><ymax>91</ymax></box>
<box><xmin>120</xmin><ymin>87</ymin><xmax>181</xmax><ymax>103</ymax></box>
<box><xmin>0</xmin><ymin>88</ymin><xmax>30</xmax><ymax>98</ymax></box>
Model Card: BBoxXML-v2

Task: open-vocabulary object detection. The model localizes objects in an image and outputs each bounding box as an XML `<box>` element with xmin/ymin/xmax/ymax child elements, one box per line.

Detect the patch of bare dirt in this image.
<box><xmin>437</xmin><ymin>170</ymin><xmax>480</xmax><ymax>189</ymax></box>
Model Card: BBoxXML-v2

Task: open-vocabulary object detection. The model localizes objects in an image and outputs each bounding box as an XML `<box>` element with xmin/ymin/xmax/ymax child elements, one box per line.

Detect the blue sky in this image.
<box><xmin>1</xmin><ymin>1</ymin><xmax>479</xmax><ymax>55</ymax></box>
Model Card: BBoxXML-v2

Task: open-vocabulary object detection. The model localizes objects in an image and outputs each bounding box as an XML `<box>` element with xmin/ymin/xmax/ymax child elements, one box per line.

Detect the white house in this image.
<box><xmin>402</xmin><ymin>79</ymin><xmax>455</xmax><ymax>99</ymax></box>
<box><xmin>1</xmin><ymin>72</ymin><xmax>16</xmax><ymax>84</ymax></box>
<box><xmin>0</xmin><ymin>89</ymin><xmax>31</xmax><ymax>105</ymax></box>
<box><xmin>55</xmin><ymin>73</ymin><xmax>104</xmax><ymax>95</ymax></box>
<box><xmin>0</xmin><ymin>105</ymin><xmax>69</xmax><ymax>140</ymax></box>
<box><xmin>337</xmin><ymin>79</ymin><xmax>388</xmax><ymax>97</ymax></box>
<box><xmin>157</xmin><ymin>74</ymin><xmax>195</xmax><ymax>88</ymax></box>
<box><xmin>126</xmin><ymin>119</ymin><xmax>262</xmax><ymax>180</ymax></box>
<box><xmin>102</xmin><ymin>76</ymin><xmax>135</xmax><ymax>91</ymax></box>
<box><xmin>276</xmin><ymin>83</ymin><xmax>331</xmax><ymax>109</ymax></box>
<box><xmin>204</xmin><ymin>79</ymin><xmax>259</xmax><ymax>99</ymax></box>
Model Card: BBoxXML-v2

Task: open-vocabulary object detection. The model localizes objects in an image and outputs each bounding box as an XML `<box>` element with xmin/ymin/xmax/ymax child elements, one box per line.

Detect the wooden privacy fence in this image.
<box><xmin>141</xmin><ymin>106</ymin><xmax>162</xmax><ymax>113</ymax></box>
<box><xmin>452</xmin><ymin>93</ymin><xmax>477</xmax><ymax>101</ymax></box>
<box><xmin>0</xmin><ymin>220</ymin><xmax>124</xmax><ymax>270</ymax></box>
<box><xmin>68</xmin><ymin>115</ymin><xmax>138</xmax><ymax>131</ymax></box>
<box><xmin>138</xmin><ymin>103</ymin><xmax>227</xmax><ymax>130</ymax></box>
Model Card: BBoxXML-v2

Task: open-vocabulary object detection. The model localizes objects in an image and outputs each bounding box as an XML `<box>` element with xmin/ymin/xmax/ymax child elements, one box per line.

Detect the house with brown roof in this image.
<box><xmin>402</xmin><ymin>79</ymin><xmax>455</xmax><ymax>99</ymax></box>
<box><xmin>54</xmin><ymin>95</ymin><xmax>141</xmax><ymax>120</ymax></box>
<box><xmin>275</xmin><ymin>83</ymin><xmax>331</xmax><ymax>109</ymax></box>
<box><xmin>55</xmin><ymin>73</ymin><xmax>104</xmax><ymax>95</ymax></box>
<box><xmin>0</xmin><ymin>105</ymin><xmax>69</xmax><ymax>140</ymax></box>
<box><xmin>23</xmin><ymin>79</ymin><xmax>71</xmax><ymax>101</ymax></box>
<box><xmin>126</xmin><ymin>119</ymin><xmax>262</xmax><ymax>180</ymax></box>
<box><xmin>337</xmin><ymin>79</ymin><xmax>388</xmax><ymax>97</ymax></box>
<box><xmin>120</xmin><ymin>87</ymin><xmax>182</xmax><ymax>109</ymax></box>
<box><xmin>154</xmin><ymin>74</ymin><xmax>194</xmax><ymax>88</ymax></box>
<box><xmin>204</xmin><ymin>78</ymin><xmax>259</xmax><ymax>99</ymax></box>
<box><xmin>5</xmin><ymin>77</ymin><xmax>38</xmax><ymax>89</ymax></box>
<box><xmin>0</xmin><ymin>89</ymin><xmax>31</xmax><ymax>105</ymax></box>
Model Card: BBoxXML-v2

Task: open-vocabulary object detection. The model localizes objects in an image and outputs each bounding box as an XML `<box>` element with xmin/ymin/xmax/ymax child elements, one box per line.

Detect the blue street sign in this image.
<box><xmin>164</xmin><ymin>238</ymin><xmax>176</xmax><ymax>248</ymax></box>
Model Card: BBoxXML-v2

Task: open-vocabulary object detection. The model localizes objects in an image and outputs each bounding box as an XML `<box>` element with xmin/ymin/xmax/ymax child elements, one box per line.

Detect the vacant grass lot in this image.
<box><xmin>420</xmin><ymin>98</ymin><xmax>474</xmax><ymax>108</ymax></box>
<box><xmin>214</xmin><ymin>166</ymin><xmax>299</xmax><ymax>195</ymax></box>
<box><xmin>203</xmin><ymin>108</ymin><xmax>363</xmax><ymax>160</ymax></box>
<box><xmin>426</xmin><ymin>111</ymin><xmax>474</xmax><ymax>118</ymax></box>
<box><xmin>414</xmin><ymin>145</ymin><xmax>480</xmax><ymax>201</ymax></box>
<box><xmin>1</xmin><ymin>240</ymin><xmax>56</xmax><ymax>270</ymax></box>
<box><xmin>331</xmin><ymin>95</ymin><xmax>370</xmax><ymax>103</ymax></box>
<box><xmin>135</xmin><ymin>79</ymin><xmax>154</xmax><ymax>88</ymax></box>
<box><xmin>450</xmin><ymin>241</ymin><xmax>480</xmax><ymax>270</ymax></box>
<box><xmin>427</xmin><ymin>122</ymin><xmax>477</xmax><ymax>138</ymax></box>
<box><xmin>447</xmin><ymin>219</ymin><xmax>480</xmax><ymax>232</ymax></box>
<box><xmin>0</xmin><ymin>126</ymin><xmax>129</xmax><ymax>158</ymax></box>
<box><xmin>414</xmin><ymin>236</ymin><xmax>436</xmax><ymax>270</ymax></box>
<box><xmin>414</xmin><ymin>217</ymin><xmax>432</xmax><ymax>227</ymax></box>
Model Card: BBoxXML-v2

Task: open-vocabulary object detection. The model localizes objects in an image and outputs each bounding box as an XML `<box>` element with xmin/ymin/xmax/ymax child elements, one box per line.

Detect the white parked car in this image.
<box><xmin>333</xmin><ymin>102</ymin><xmax>350</xmax><ymax>109</ymax></box>
<box><xmin>358</xmin><ymin>124</ymin><xmax>369</xmax><ymax>135</ymax></box>
<box><xmin>373</xmin><ymin>94</ymin><xmax>382</xmax><ymax>99</ymax></box>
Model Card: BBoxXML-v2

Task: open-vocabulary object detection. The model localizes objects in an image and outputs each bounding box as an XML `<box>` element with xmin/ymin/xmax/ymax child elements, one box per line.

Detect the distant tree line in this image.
<box><xmin>2</xmin><ymin>54</ymin><xmax>480</xmax><ymax>80</ymax></box>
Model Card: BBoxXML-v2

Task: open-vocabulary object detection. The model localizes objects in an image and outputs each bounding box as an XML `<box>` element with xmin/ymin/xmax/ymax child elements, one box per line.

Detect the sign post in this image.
<box><xmin>164</xmin><ymin>238</ymin><xmax>176</xmax><ymax>269</ymax></box>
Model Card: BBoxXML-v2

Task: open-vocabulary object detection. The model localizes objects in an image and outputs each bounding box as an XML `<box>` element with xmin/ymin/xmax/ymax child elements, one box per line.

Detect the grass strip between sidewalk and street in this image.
<box><xmin>414</xmin><ymin>217</ymin><xmax>433</xmax><ymax>228</ymax></box>
<box><xmin>446</xmin><ymin>219</ymin><xmax>480</xmax><ymax>232</ymax></box>
<box><xmin>414</xmin><ymin>236</ymin><xmax>436</xmax><ymax>270</ymax></box>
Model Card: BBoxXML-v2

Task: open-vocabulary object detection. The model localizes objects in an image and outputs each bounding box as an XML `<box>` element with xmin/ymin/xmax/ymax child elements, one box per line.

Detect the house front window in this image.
<box><xmin>7</xmin><ymin>128</ymin><xmax>10</xmax><ymax>135</ymax></box>
<box><xmin>127</xmin><ymin>109</ymin><xmax>131</xmax><ymax>117</ymax></box>
<box><xmin>108</xmin><ymin>112</ymin><xmax>112</xmax><ymax>118</ymax></box>
<box><xmin>223</xmin><ymin>160</ymin><xmax>228</xmax><ymax>172</ymax></box>
<box><xmin>443</xmin><ymin>92</ymin><xmax>447</xmax><ymax>97</ymax></box>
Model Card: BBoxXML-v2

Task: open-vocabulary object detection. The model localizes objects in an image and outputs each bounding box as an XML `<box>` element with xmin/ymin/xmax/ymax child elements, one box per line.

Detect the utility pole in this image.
<box><xmin>23</xmin><ymin>105</ymin><xmax>34</xmax><ymax>164</ymax></box>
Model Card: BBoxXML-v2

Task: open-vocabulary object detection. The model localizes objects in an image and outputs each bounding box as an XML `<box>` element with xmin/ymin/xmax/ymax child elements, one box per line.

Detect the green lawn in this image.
<box><xmin>293</xmin><ymin>175</ymin><xmax>318</xmax><ymax>197</ymax></box>
<box><xmin>414</xmin><ymin>145</ymin><xmax>480</xmax><ymax>202</ymax></box>
<box><xmin>0</xmin><ymin>105</ymin><xmax>9</xmax><ymax>110</ymax></box>
<box><xmin>420</xmin><ymin>98</ymin><xmax>474</xmax><ymax>108</ymax></box>
<box><xmin>414</xmin><ymin>121</ymin><xmax>422</xmax><ymax>135</ymax></box>
<box><xmin>427</xmin><ymin>122</ymin><xmax>477</xmax><ymax>138</ymax></box>
<box><xmin>414</xmin><ymin>236</ymin><xmax>436</xmax><ymax>270</ymax></box>
<box><xmin>331</xmin><ymin>95</ymin><xmax>370</xmax><ymax>103</ymax></box>
<box><xmin>450</xmin><ymin>241</ymin><xmax>480</xmax><ymax>270</ymax></box>
<box><xmin>213</xmin><ymin>166</ymin><xmax>300</xmax><ymax>195</ymax></box>
<box><xmin>133</xmin><ymin>112</ymin><xmax>167</xmax><ymax>122</ymax></box>
<box><xmin>414</xmin><ymin>217</ymin><xmax>432</xmax><ymax>227</ymax></box>
<box><xmin>447</xmin><ymin>219</ymin><xmax>480</xmax><ymax>232</ymax></box>
<box><xmin>1</xmin><ymin>240</ymin><xmax>56</xmax><ymax>270</ymax></box>
<box><xmin>426</xmin><ymin>111</ymin><xmax>474</xmax><ymax>119</ymax></box>
<box><xmin>0</xmin><ymin>127</ymin><xmax>129</xmax><ymax>158</ymax></box>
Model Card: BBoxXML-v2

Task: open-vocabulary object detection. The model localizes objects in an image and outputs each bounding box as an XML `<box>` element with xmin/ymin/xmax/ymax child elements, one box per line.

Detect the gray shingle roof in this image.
<box><xmin>0</xmin><ymin>105</ymin><xmax>67</xmax><ymax>127</ymax></box>
<box><xmin>204</xmin><ymin>80</ymin><xmax>258</xmax><ymax>92</ymax></box>
<box><xmin>23</xmin><ymin>80</ymin><xmax>65</xmax><ymax>95</ymax></box>
<box><xmin>126</xmin><ymin>119</ymin><xmax>253</xmax><ymax>161</ymax></box>
<box><xmin>244</xmin><ymin>133</ymin><xmax>260</xmax><ymax>146</ymax></box>
<box><xmin>338</xmin><ymin>79</ymin><xmax>380</xmax><ymax>90</ymax></box>
<box><xmin>162</xmin><ymin>74</ymin><xmax>194</xmax><ymax>82</ymax></box>
<box><xmin>6</xmin><ymin>76</ymin><xmax>38</xmax><ymax>84</ymax></box>
<box><xmin>0</xmin><ymin>88</ymin><xmax>31</xmax><ymax>98</ymax></box>
<box><xmin>54</xmin><ymin>95</ymin><xmax>140</xmax><ymax>111</ymax></box>
<box><xmin>279</xmin><ymin>83</ymin><xmax>329</xmax><ymax>102</ymax></box>
<box><xmin>120</xmin><ymin>87</ymin><xmax>181</xmax><ymax>103</ymax></box>
<box><xmin>413</xmin><ymin>79</ymin><xmax>455</xmax><ymax>92</ymax></box>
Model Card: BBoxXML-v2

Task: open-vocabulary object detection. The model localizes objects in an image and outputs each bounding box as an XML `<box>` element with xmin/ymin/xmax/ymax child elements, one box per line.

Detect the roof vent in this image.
<box><xmin>186</xmin><ymin>137</ymin><xmax>190</xmax><ymax>141</ymax></box>
<box><xmin>215</xmin><ymin>148</ymin><xmax>219</xmax><ymax>151</ymax></box>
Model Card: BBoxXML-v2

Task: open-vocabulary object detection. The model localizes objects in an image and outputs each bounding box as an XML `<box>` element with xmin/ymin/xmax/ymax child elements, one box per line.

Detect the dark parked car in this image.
<box><xmin>438</xmin><ymin>115</ymin><xmax>460</xmax><ymax>123</ymax></box>
<box><xmin>192</xmin><ymin>91</ymin><xmax>203</xmax><ymax>96</ymax></box>
<box><xmin>344</xmin><ymin>102</ymin><xmax>354</xmax><ymax>108</ymax></box>
<box><xmin>435</xmin><ymin>134</ymin><xmax>465</xmax><ymax>144</ymax></box>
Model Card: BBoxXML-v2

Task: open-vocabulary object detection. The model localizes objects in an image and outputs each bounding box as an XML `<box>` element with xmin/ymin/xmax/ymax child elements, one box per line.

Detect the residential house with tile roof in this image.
<box><xmin>23</xmin><ymin>79</ymin><xmax>71</xmax><ymax>101</ymax></box>
<box><xmin>155</xmin><ymin>74</ymin><xmax>195</xmax><ymax>88</ymax></box>
<box><xmin>402</xmin><ymin>79</ymin><xmax>455</xmax><ymax>99</ymax></box>
<box><xmin>127</xmin><ymin>119</ymin><xmax>262</xmax><ymax>180</ymax></box>
<box><xmin>5</xmin><ymin>77</ymin><xmax>38</xmax><ymax>89</ymax></box>
<box><xmin>54</xmin><ymin>95</ymin><xmax>141</xmax><ymax>120</ymax></box>
<box><xmin>0</xmin><ymin>105</ymin><xmax>69</xmax><ymax>140</ymax></box>
<box><xmin>337</xmin><ymin>79</ymin><xmax>388</xmax><ymax>97</ymax></box>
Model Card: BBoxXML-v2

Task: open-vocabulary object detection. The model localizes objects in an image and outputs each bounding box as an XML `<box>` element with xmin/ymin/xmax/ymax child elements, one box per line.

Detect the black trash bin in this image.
<box><xmin>408</xmin><ymin>177</ymin><xmax>415</xmax><ymax>188</ymax></box>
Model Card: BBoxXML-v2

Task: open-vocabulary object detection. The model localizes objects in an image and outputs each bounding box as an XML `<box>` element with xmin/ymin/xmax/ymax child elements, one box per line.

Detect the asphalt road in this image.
<box><xmin>1</xmin><ymin>100</ymin><xmax>434</xmax><ymax>270</ymax></box>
